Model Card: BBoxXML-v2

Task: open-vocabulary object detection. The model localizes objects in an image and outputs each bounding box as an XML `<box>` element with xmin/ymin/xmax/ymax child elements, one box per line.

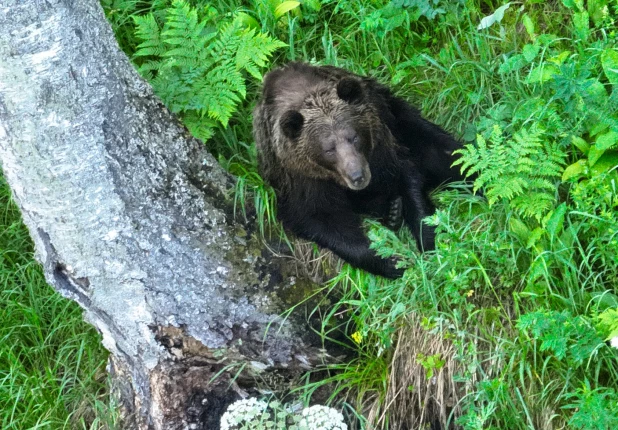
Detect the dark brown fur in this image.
<box><xmin>253</xmin><ymin>62</ymin><xmax>465</xmax><ymax>278</ymax></box>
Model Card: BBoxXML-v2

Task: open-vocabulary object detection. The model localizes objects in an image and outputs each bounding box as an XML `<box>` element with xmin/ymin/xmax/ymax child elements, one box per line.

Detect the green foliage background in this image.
<box><xmin>1</xmin><ymin>0</ymin><xmax>618</xmax><ymax>428</ymax></box>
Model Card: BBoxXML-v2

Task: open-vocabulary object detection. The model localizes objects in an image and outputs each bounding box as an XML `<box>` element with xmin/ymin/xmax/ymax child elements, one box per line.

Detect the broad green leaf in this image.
<box><xmin>596</xmin><ymin>130</ymin><xmax>618</xmax><ymax>151</ymax></box>
<box><xmin>562</xmin><ymin>160</ymin><xmax>587</xmax><ymax>181</ymax></box>
<box><xmin>561</xmin><ymin>0</ymin><xmax>583</xmax><ymax>10</ymax></box>
<box><xmin>526</xmin><ymin>64</ymin><xmax>559</xmax><ymax>84</ymax></box>
<box><xmin>573</xmin><ymin>11</ymin><xmax>589</xmax><ymax>42</ymax></box>
<box><xmin>538</xmin><ymin>33</ymin><xmax>559</xmax><ymax>46</ymax></box>
<box><xmin>589</xmin><ymin>120</ymin><xmax>609</xmax><ymax>137</ymax></box>
<box><xmin>523</xmin><ymin>43</ymin><xmax>540</xmax><ymax>62</ymax></box>
<box><xmin>588</xmin><ymin>145</ymin><xmax>607</xmax><ymax>166</ymax></box>
<box><xmin>522</xmin><ymin>14</ymin><xmax>535</xmax><ymax>40</ymax></box>
<box><xmin>572</xmin><ymin>136</ymin><xmax>590</xmax><ymax>155</ymax></box>
<box><xmin>274</xmin><ymin>1</ymin><xmax>301</xmax><ymax>19</ymax></box>
<box><xmin>545</xmin><ymin>203</ymin><xmax>567</xmax><ymax>237</ymax></box>
<box><xmin>499</xmin><ymin>53</ymin><xmax>527</xmax><ymax>74</ymax></box>
<box><xmin>234</xmin><ymin>12</ymin><xmax>259</xmax><ymax>29</ymax></box>
<box><xmin>477</xmin><ymin>3</ymin><xmax>511</xmax><ymax>30</ymax></box>
<box><xmin>509</xmin><ymin>217</ymin><xmax>531</xmax><ymax>242</ymax></box>
<box><xmin>592</xmin><ymin>292</ymin><xmax>618</xmax><ymax>310</ymax></box>
<box><xmin>548</xmin><ymin>50</ymin><xmax>570</xmax><ymax>66</ymax></box>
<box><xmin>590</xmin><ymin>152</ymin><xmax>618</xmax><ymax>175</ymax></box>
<box><xmin>601</xmin><ymin>48</ymin><xmax>618</xmax><ymax>85</ymax></box>
<box><xmin>596</xmin><ymin>308</ymin><xmax>618</xmax><ymax>340</ymax></box>
<box><xmin>526</xmin><ymin>227</ymin><xmax>545</xmax><ymax>249</ymax></box>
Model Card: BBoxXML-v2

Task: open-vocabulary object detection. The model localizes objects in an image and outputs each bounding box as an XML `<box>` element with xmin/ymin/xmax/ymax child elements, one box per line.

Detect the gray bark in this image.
<box><xmin>0</xmin><ymin>1</ymin><xmax>332</xmax><ymax>428</ymax></box>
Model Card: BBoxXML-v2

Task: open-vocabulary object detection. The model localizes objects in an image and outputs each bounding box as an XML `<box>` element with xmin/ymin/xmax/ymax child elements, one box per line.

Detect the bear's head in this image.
<box><xmin>277</xmin><ymin>78</ymin><xmax>378</xmax><ymax>191</ymax></box>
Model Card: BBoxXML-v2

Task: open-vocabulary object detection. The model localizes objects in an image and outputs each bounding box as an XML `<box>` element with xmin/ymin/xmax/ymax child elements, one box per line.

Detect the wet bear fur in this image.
<box><xmin>253</xmin><ymin>62</ymin><xmax>465</xmax><ymax>278</ymax></box>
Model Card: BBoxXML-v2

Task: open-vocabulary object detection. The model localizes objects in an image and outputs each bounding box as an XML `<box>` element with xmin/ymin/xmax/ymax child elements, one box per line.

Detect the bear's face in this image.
<box><xmin>278</xmin><ymin>78</ymin><xmax>375</xmax><ymax>191</ymax></box>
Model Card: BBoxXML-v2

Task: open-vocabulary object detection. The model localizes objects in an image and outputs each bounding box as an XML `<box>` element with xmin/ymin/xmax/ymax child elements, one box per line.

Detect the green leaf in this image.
<box><xmin>523</xmin><ymin>43</ymin><xmax>540</xmax><ymax>62</ymax></box>
<box><xmin>522</xmin><ymin>14</ymin><xmax>535</xmax><ymax>40</ymax></box>
<box><xmin>526</xmin><ymin>64</ymin><xmax>559</xmax><ymax>84</ymax></box>
<box><xmin>562</xmin><ymin>160</ymin><xmax>587</xmax><ymax>181</ymax></box>
<box><xmin>572</xmin><ymin>136</ymin><xmax>590</xmax><ymax>155</ymax></box>
<box><xmin>588</xmin><ymin>145</ymin><xmax>607</xmax><ymax>167</ymax></box>
<box><xmin>561</xmin><ymin>0</ymin><xmax>584</xmax><ymax>11</ymax></box>
<box><xmin>590</xmin><ymin>152</ymin><xmax>618</xmax><ymax>175</ymax></box>
<box><xmin>601</xmin><ymin>48</ymin><xmax>618</xmax><ymax>85</ymax></box>
<box><xmin>526</xmin><ymin>227</ymin><xmax>545</xmax><ymax>248</ymax></box>
<box><xmin>477</xmin><ymin>3</ymin><xmax>511</xmax><ymax>30</ymax></box>
<box><xmin>234</xmin><ymin>12</ymin><xmax>259</xmax><ymax>29</ymax></box>
<box><xmin>596</xmin><ymin>308</ymin><xmax>618</xmax><ymax>340</ymax></box>
<box><xmin>548</xmin><ymin>50</ymin><xmax>571</xmax><ymax>66</ymax></box>
<box><xmin>526</xmin><ymin>258</ymin><xmax>548</xmax><ymax>287</ymax></box>
<box><xmin>499</xmin><ymin>53</ymin><xmax>527</xmax><ymax>74</ymax></box>
<box><xmin>596</xmin><ymin>131</ymin><xmax>618</xmax><ymax>151</ymax></box>
<box><xmin>544</xmin><ymin>203</ymin><xmax>567</xmax><ymax>237</ymax></box>
<box><xmin>573</xmin><ymin>11</ymin><xmax>589</xmax><ymax>42</ymax></box>
<box><xmin>589</xmin><ymin>120</ymin><xmax>609</xmax><ymax>137</ymax></box>
<box><xmin>274</xmin><ymin>1</ymin><xmax>301</xmax><ymax>19</ymax></box>
<box><xmin>132</xmin><ymin>0</ymin><xmax>284</xmax><ymax>141</ymax></box>
<box><xmin>509</xmin><ymin>217</ymin><xmax>531</xmax><ymax>242</ymax></box>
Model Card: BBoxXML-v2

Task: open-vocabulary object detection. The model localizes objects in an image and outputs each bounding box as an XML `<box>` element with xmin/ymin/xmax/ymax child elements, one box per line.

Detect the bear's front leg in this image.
<box><xmin>286</xmin><ymin>211</ymin><xmax>404</xmax><ymax>279</ymax></box>
<box><xmin>400</xmin><ymin>166</ymin><xmax>437</xmax><ymax>252</ymax></box>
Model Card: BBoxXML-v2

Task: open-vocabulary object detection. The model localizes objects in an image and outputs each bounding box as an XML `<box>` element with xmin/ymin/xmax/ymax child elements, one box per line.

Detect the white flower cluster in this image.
<box><xmin>611</xmin><ymin>336</ymin><xmax>618</xmax><ymax>350</ymax></box>
<box><xmin>298</xmin><ymin>405</ymin><xmax>348</xmax><ymax>430</ymax></box>
<box><xmin>220</xmin><ymin>398</ymin><xmax>268</xmax><ymax>430</ymax></box>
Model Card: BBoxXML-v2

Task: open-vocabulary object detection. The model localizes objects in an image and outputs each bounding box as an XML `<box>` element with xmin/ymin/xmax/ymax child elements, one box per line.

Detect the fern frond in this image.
<box><xmin>235</xmin><ymin>28</ymin><xmax>287</xmax><ymax>79</ymax></box>
<box><xmin>130</xmin><ymin>0</ymin><xmax>284</xmax><ymax>141</ymax></box>
<box><xmin>183</xmin><ymin>111</ymin><xmax>217</xmax><ymax>142</ymax></box>
<box><xmin>456</xmin><ymin>125</ymin><xmax>566</xmax><ymax>220</ymax></box>
<box><xmin>133</xmin><ymin>14</ymin><xmax>165</xmax><ymax>58</ymax></box>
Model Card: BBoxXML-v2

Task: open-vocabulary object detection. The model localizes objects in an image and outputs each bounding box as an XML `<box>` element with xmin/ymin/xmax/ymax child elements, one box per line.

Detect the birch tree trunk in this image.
<box><xmin>0</xmin><ymin>1</ymin><xmax>332</xmax><ymax>428</ymax></box>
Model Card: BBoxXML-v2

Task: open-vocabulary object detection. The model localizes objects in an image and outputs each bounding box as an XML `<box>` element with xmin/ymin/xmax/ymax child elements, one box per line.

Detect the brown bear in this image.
<box><xmin>252</xmin><ymin>62</ymin><xmax>465</xmax><ymax>278</ymax></box>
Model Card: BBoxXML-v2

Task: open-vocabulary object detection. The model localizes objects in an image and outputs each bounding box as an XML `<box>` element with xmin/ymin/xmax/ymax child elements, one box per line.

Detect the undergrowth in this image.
<box><xmin>12</xmin><ymin>0</ymin><xmax>611</xmax><ymax>427</ymax></box>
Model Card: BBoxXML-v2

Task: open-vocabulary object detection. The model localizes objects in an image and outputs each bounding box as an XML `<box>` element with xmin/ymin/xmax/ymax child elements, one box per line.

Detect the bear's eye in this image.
<box><xmin>324</xmin><ymin>148</ymin><xmax>336</xmax><ymax>156</ymax></box>
<box><xmin>352</xmin><ymin>136</ymin><xmax>360</xmax><ymax>145</ymax></box>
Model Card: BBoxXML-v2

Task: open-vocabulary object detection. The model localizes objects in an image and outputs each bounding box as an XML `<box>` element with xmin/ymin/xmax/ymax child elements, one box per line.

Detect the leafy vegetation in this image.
<box><xmin>3</xmin><ymin>0</ymin><xmax>618</xmax><ymax>428</ymax></box>
<box><xmin>133</xmin><ymin>0</ymin><xmax>285</xmax><ymax>141</ymax></box>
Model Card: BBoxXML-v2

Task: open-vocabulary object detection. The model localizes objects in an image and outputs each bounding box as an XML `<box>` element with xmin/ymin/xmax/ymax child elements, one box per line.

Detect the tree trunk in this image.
<box><xmin>0</xmin><ymin>1</ymin><xmax>333</xmax><ymax>428</ymax></box>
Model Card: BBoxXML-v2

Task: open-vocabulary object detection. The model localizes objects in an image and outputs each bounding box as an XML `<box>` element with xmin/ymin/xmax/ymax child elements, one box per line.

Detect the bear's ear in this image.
<box><xmin>280</xmin><ymin>110</ymin><xmax>304</xmax><ymax>140</ymax></box>
<box><xmin>337</xmin><ymin>78</ymin><xmax>363</xmax><ymax>104</ymax></box>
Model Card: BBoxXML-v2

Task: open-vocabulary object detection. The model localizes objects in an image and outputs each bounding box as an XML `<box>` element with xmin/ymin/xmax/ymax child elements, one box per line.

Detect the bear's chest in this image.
<box><xmin>346</xmin><ymin>166</ymin><xmax>399</xmax><ymax>218</ymax></box>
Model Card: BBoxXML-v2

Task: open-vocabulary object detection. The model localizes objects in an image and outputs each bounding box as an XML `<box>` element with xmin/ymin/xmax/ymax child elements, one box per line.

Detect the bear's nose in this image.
<box><xmin>350</xmin><ymin>170</ymin><xmax>365</xmax><ymax>186</ymax></box>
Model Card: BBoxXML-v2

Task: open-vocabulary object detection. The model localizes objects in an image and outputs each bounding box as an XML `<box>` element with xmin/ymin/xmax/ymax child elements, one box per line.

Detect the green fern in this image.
<box><xmin>132</xmin><ymin>0</ymin><xmax>285</xmax><ymax>141</ymax></box>
<box><xmin>455</xmin><ymin>125</ymin><xmax>566</xmax><ymax>220</ymax></box>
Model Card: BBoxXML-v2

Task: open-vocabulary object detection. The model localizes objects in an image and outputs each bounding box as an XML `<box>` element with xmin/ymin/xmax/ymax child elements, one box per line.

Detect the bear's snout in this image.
<box><xmin>349</xmin><ymin>170</ymin><xmax>365</xmax><ymax>187</ymax></box>
<box><xmin>341</xmin><ymin>161</ymin><xmax>371</xmax><ymax>190</ymax></box>
<box><xmin>336</xmin><ymin>141</ymin><xmax>371</xmax><ymax>190</ymax></box>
